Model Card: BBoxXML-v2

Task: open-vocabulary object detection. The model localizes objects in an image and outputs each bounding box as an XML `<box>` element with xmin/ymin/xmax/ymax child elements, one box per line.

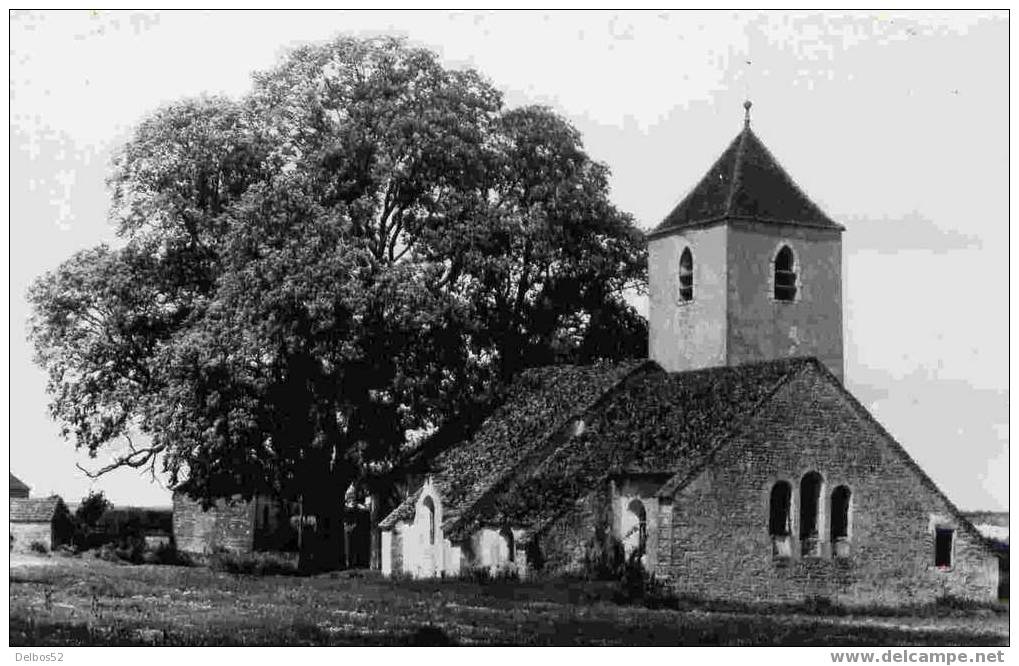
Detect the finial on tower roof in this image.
<box><xmin>743</xmin><ymin>99</ymin><xmax>753</xmax><ymax>128</ymax></box>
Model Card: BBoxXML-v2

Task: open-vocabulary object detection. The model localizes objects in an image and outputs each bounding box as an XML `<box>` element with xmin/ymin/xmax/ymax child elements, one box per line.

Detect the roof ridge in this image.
<box><xmin>741</xmin><ymin>129</ymin><xmax>836</xmax><ymax>227</ymax></box>
<box><xmin>444</xmin><ymin>360</ymin><xmax>659</xmax><ymax>538</ymax></box>
<box><xmin>653</xmin><ymin>125</ymin><xmax>841</xmax><ymax>233</ymax></box>
<box><xmin>723</xmin><ymin>127</ymin><xmax>750</xmax><ymax>217</ymax></box>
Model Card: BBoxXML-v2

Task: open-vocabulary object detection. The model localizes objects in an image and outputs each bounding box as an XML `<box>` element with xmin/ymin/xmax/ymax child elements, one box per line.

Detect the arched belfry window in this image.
<box><xmin>774</xmin><ymin>245</ymin><xmax>797</xmax><ymax>301</ymax></box>
<box><xmin>678</xmin><ymin>247</ymin><xmax>694</xmax><ymax>302</ymax></box>
<box><xmin>422</xmin><ymin>496</ymin><xmax>436</xmax><ymax>545</ymax></box>
<box><xmin>800</xmin><ymin>472</ymin><xmax>823</xmax><ymax>557</ymax></box>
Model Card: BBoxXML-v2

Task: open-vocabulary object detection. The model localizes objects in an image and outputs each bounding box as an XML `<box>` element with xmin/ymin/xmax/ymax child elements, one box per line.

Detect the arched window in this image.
<box><xmin>800</xmin><ymin>472</ymin><xmax>823</xmax><ymax>556</ymax></box>
<box><xmin>422</xmin><ymin>496</ymin><xmax>436</xmax><ymax>545</ymax></box>
<box><xmin>500</xmin><ymin>527</ymin><xmax>515</xmax><ymax>563</ymax></box>
<box><xmin>830</xmin><ymin>486</ymin><xmax>851</xmax><ymax>558</ymax></box>
<box><xmin>679</xmin><ymin>247</ymin><xmax>694</xmax><ymax>302</ymax></box>
<box><xmin>774</xmin><ymin>245</ymin><xmax>797</xmax><ymax>301</ymax></box>
<box><xmin>769</xmin><ymin>482</ymin><xmax>792</xmax><ymax>537</ymax></box>
<box><xmin>769</xmin><ymin>481</ymin><xmax>793</xmax><ymax>558</ymax></box>
<box><xmin>627</xmin><ymin>499</ymin><xmax>648</xmax><ymax>555</ymax></box>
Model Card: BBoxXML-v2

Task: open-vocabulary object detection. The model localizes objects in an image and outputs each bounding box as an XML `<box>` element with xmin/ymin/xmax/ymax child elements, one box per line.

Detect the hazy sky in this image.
<box><xmin>9</xmin><ymin>10</ymin><xmax>1008</xmax><ymax>510</ymax></box>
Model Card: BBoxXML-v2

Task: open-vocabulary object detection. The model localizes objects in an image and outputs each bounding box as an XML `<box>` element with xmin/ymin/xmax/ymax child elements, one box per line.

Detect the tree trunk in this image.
<box><xmin>297</xmin><ymin>487</ymin><xmax>346</xmax><ymax>574</ymax></box>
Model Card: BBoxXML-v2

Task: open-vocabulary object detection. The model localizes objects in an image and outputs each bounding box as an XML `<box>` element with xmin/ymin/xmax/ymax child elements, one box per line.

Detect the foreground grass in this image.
<box><xmin>9</xmin><ymin>556</ymin><xmax>1009</xmax><ymax>646</ymax></box>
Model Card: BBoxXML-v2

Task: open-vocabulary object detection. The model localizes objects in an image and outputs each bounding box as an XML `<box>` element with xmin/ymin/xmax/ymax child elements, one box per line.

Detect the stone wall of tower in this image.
<box><xmin>648</xmin><ymin>225</ymin><xmax>727</xmax><ymax>373</ymax></box>
<box><xmin>725</xmin><ymin>221</ymin><xmax>843</xmax><ymax>381</ymax></box>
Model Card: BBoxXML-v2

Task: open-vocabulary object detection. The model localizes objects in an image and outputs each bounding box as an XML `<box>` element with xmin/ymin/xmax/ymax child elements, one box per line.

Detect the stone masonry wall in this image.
<box><xmin>657</xmin><ymin>367</ymin><xmax>997</xmax><ymax>604</ymax></box>
<box><xmin>172</xmin><ymin>493</ymin><xmax>255</xmax><ymax>554</ymax></box>
<box><xmin>10</xmin><ymin>522</ymin><xmax>54</xmax><ymax>552</ymax></box>
<box><xmin>534</xmin><ymin>490</ymin><xmax>607</xmax><ymax>575</ymax></box>
<box><xmin>648</xmin><ymin>225</ymin><xmax>727</xmax><ymax>373</ymax></box>
<box><xmin>726</xmin><ymin>221</ymin><xmax>843</xmax><ymax>381</ymax></box>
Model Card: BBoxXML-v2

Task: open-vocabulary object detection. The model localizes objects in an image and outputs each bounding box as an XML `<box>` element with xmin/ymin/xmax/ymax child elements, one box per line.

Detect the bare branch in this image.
<box><xmin>75</xmin><ymin>443</ymin><xmax>166</xmax><ymax>479</ymax></box>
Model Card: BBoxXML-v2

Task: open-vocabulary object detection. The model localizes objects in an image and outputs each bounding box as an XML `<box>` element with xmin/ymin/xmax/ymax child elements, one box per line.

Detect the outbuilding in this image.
<box><xmin>10</xmin><ymin>495</ymin><xmax>72</xmax><ymax>553</ymax></box>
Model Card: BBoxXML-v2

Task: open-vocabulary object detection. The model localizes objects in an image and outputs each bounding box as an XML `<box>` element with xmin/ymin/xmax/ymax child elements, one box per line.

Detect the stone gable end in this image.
<box><xmin>660</xmin><ymin>365</ymin><xmax>998</xmax><ymax>604</ymax></box>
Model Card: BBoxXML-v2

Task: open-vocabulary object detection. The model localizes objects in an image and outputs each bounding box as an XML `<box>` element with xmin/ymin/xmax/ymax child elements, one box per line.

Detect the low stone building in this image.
<box><xmin>10</xmin><ymin>495</ymin><xmax>72</xmax><ymax>553</ymax></box>
<box><xmin>378</xmin><ymin>108</ymin><xmax>1000</xmax><ymax>604</ymax></box>
<box><xmin>172</xmin><ymin>493</ymin><xmax>298</xmax><ymax>554</ymax></box>
<box><xmin>173</xmin><ymin>492</ymin><xmax>371</xmax><ymax>566</ymax></box>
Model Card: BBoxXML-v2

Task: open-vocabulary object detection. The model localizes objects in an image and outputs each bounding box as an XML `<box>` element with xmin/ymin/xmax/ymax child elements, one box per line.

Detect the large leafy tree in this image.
<box><xmin>28</xmin><ymin>37</ymin><xmax>646</xmax><ymax>570</ymax></box>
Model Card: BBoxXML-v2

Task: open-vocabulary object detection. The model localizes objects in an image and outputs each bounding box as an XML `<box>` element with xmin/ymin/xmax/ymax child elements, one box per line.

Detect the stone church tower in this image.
<box><xmin>648</xmin><ymin>103</ymin><xmax>844</xmax><ymax>381</ymax></box>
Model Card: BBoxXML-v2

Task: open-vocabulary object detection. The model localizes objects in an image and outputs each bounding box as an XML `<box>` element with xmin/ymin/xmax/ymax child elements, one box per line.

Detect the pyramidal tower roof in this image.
<box><xmin>653</xmin><ymin>103</ymin><xmax>843</xmax><ymax>235</ymax></box>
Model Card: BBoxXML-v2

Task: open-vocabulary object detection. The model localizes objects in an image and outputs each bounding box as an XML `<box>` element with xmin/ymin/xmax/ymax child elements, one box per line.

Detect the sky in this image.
<box><xmin>9</xmin><ymin>10</ymin><xmax>1009</xmax><ymax>511</ymax></box>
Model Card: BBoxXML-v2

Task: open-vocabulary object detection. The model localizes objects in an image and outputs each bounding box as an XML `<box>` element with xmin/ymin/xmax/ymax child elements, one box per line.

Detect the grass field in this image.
<box><xmin>9</xmin><ymin>554</ymin><xmax>1009</xmax><ymax>646</ymax></box>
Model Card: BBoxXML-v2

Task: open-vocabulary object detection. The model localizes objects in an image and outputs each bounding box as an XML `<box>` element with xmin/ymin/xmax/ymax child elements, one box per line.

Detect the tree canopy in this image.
<box><xmin>28</xmin><ymin>36</ymin><xmax>647</xmax><ymax>568</ymax></box>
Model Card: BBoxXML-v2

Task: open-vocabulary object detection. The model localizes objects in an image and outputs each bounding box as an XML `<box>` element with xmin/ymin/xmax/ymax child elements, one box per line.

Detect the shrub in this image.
<box><xmin>388</xmin><ymin>569</ymin><xmax>415</xmax><ymax>583</ymax></box>
<box><xmin>92</xmin><ymin>543</ymin><xmax>121</xmax><ymax>562</ymax></box>
<box><xmin>72</xmin><ymin>491</ymin><xmax>113</xmax><ymax>551</ymax></box>
<box><xmin>491</xmin><ymin>566</ymin><xmax>521</xmax><ymax>582</ymax></box>
<box><xmin>456</xmin><ymin>567</ymin><xmax>491</xmax><ymax>584</ymax></box>
<box><xmin>29</xmin><ymin>541</ymin><xmax>49</xmax><ymax>554</ymax></box>
<box><xmin>932</xmin><ymin>595</ymin><xmax>1008</xmax><ymax>616</ymax></box>
<box><xmin>611</xmin><ymin>555</ymin><xmax>680</xmax><ymax>610</ymax></box>
<box><xmin>581</xmin><ymin>527</ymin><xmax>625</xmax><ymax>580</ymax></box>
<box><xmin>451</xmin><ymin>566</ymin><xmax>520</xmax><ymax>584</ymax></box>
<box><xmin>208</xmin><ymin>550</ymin><xmax>299</xmax><ymax>576</ymax></box>
<box><xmin>113</xmin><ymin>535</ymin><xmax>146</xmax><ymax>564</ymax></box>
<box><xmin>141</xmin><ymin>542</ymin><xmax>192</xmax><ymax>566</ymax></box>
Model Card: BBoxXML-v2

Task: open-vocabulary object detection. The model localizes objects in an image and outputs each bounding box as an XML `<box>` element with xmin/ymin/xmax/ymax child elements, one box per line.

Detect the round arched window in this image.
<box><xmin>678</xmin><ymin>247</ymin><xmax>694</xmax><ymax>302</ymax></box>
<box><xmin>774</xmin><ymin>245</ymin><xmax>797</xmax><ymax>301</ymax></box>
<box><xmin>422</xmin><ymin>496</ymin><xmax>436</xmax><ymax>545</ymax></box>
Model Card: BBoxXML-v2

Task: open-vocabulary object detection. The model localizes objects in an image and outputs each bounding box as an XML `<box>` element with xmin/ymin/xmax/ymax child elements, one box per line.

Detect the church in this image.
<box><xmin>377</xmin><ymin>105</ymin><xmax>1000</xmax><ymax>604</ymax></box>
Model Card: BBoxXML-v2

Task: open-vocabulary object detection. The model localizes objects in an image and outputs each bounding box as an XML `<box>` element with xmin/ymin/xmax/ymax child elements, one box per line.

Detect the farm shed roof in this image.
<box><xmin>9</xmin><ymin>473</ymin><xmax>30</xmax><ymax>494</ymax></box>
<box><xmin>10</xmin><ymin>496</ymin><xmax>66</xmax><ymax>523</ymax></box>
<box><xmin>652</xmin><ymin>125</ymin><xmax>842</xmax><ymax>235</ymax></box>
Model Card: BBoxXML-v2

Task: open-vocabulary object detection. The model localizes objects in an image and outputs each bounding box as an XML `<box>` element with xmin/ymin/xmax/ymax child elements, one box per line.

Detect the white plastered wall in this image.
<box><xmin>397</xmin><ymin>479</ymin><xmax>462</xmax><ymax>578</ymax></box>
